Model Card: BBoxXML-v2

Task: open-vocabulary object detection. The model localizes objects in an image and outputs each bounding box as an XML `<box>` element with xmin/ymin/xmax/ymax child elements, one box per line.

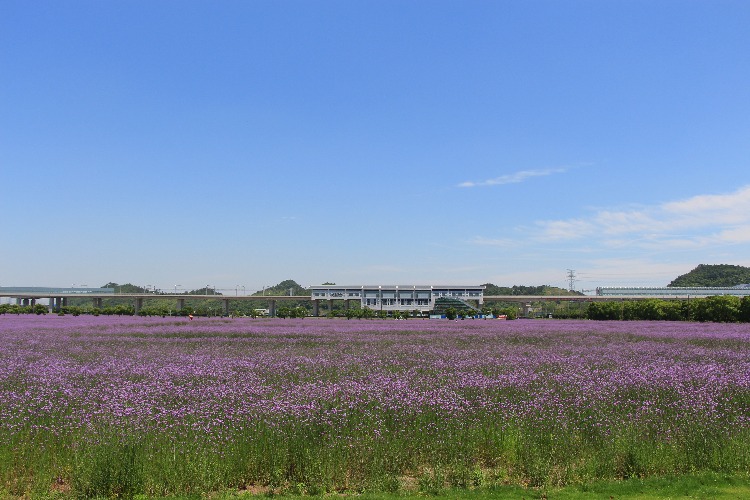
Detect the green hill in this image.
<box><xmin>668</xmin><ymin>264</ymin><xmax>750</xmax><ymax>287</ymax></box>
<box><xmin>252</xmin><ymin>279</ymin><xmax>308</xmax><ymax>296</ymax></box>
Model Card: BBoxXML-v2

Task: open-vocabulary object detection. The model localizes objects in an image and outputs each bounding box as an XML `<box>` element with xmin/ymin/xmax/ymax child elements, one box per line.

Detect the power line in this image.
<box><xmin>566</xmin><ymin>269</ymin><xmax>577</xmax><ymax>291</ymax></box>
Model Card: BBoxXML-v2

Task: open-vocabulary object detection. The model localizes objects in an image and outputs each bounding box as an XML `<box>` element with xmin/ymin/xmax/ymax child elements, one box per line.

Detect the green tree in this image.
<box><xmin>360</xmin><ymin>307</ymin><xmax>375</xmax><ymax>319</ymax></box>
<box><xmin>661</xmin><ymin>300</ymin><xmax>684</xmax><ymax>321</ymax></box>
<box><xmin>445</xmin><ymin>307</ymin><xmax>457</xmax><ymax>320</ymax></box>
<box><xmin>694</xmin><ymin>296</ymin><xmax>741</xmax><ymax>323</ymax></box>
<box><xmin>740</xmin><ymin>296</ymin><xmax>750</xmax><ymax>322</ymax></box>
<box><xmin>587</xmin><ymin>302</ymin><xmax>624</xmax><ymax>320</ymax></box>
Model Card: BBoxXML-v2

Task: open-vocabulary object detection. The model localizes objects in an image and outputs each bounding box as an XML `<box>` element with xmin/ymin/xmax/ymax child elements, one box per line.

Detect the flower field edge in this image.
<box><xmin>1</xmin><ymin>316</ymin><xmax>750</xmax><ymax>497</ymax></box>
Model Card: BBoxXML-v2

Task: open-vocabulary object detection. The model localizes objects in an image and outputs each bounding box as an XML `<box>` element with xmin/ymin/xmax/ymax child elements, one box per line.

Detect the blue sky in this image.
<box><xmin>2</xmin><ymin>0</ymin><xmax>749</xmax><ymax>293</ymax></box>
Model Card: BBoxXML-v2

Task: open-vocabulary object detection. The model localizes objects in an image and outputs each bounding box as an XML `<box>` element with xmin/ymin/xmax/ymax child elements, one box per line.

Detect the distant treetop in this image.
<box><xmin>482</xmin><ymin>283</ymin><xmax>582</xmax><ymax>296</ymax></box>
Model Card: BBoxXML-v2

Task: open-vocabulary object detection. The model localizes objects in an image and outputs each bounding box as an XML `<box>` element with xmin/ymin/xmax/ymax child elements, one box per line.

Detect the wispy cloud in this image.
<box><xmin>535</xmin><ymin>185</ymin><xmax>750</xmax><ymax>250</ymax></box>
<box><xmin>469</xmin><ymin>236</ymin><xmax>519</xmax><ymax>248</ymax></box>
<box><xmin>458</xmin><ymin>167</ymin><xmax>568</xmax><ymax>188</ymax></box>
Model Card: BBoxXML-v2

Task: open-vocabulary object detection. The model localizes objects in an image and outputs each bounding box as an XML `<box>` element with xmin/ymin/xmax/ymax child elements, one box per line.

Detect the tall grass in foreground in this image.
<box><xmin>1</xmin><ymin>316</ymin><xmax>749</xmax><ymax>497</ymax></box>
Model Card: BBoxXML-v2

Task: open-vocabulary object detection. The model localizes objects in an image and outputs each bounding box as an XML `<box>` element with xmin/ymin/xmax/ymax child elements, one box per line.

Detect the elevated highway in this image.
<box><xmin>0</xmin><ymin>290</ymin><xmax>311</xmax><ymax>316</ymax></box>
<box><xmin>1</xmin><ymin>287</ymin><xmax>730</xmax><ymax>316</ymax></box>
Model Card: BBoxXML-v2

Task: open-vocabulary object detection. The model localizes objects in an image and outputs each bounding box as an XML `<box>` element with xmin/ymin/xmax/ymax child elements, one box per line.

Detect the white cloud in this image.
<box><xmin>535</xmin><ymin>218</ymin><xmax>596</xmax><ymax>240</ymax></box>
<box><xmin>576</xmin><ymin>258</ymin><xmax>697</xmax><ymax>287</ymax></box>
<box><xmin>663</xmin><ymin>185</ymin><xmax>750</xmax><ymax>214</ymax></box>
<box><xmin>535</xmin><ymin>185</ymin><xmax>750</xmax><ymax>249</ymax></box>
<box><xmin>467</xmin><ymin>185</ymin><xmax>750</xmax><ymax>288</ymax></box>
<box><xmin>717</xmin><ymin>225</ymin><xmax>750</xmax><ymax>243</ymax></box>
<box><xmin>469</xmin><ymin>236</ymin><xmax>518</xmax><ymax>247</ymax></box>
<box><xmin>459</xmin><ymin>167</ymin><xmax>567</xmax><ymax>188</ymax></box>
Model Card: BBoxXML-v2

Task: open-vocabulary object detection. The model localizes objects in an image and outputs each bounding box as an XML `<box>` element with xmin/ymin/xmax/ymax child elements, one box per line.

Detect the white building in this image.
<box><xmin>310</xmin><ymin>285</ymin><xmax>484</xmax><ymax>314</ymax></box>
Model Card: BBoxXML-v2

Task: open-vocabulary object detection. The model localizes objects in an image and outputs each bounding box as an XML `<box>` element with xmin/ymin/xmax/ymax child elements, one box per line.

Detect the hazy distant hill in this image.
<box><xmin>99</xmin><ymin>280</ymin><xmax>581</xmax><ymax>298</ymax></box>
<box><xmin>251</xmin><ymin>280</ymin><xmax>308</xmax><ymax>296</ymax></box>
<box><xmin>668</xmin><ymin>264</ymin><xmax>750</xmax><ymax>287</ymax></box>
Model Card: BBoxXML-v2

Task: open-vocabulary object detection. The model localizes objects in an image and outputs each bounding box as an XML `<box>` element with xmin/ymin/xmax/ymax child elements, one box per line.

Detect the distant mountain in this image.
<box><xmin>252</xmin><ymin>279</ymin><xmax>308</xmax><ymax>296</ymax></box>
<box><xmin>101</xmin><ymin>280</ymin><xmax>583</xmax><ymax>297</ymax></box>
<box><xmin>668</xmin><ymin>264</ymin><xmax>750</xmax><ymax>287</ymax></box>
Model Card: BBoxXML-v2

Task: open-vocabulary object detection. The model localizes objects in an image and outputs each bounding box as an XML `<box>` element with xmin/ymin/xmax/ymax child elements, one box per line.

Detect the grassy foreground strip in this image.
<box><xmin>2</xmin><ymin>316</ymin><xmax>750</xmax><ymax>497</ymax></box>
<box><xmin>193</xmin><ymin>473</ymin><xmax>750</xmax><ymax>499</ymax></box>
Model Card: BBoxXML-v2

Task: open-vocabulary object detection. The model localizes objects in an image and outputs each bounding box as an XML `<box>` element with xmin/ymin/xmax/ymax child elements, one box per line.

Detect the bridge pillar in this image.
<box><xmin>223</xmin><ymin>299</ymin><xmax>230</xmax><ymax>316</ymax></box>
<box><xmin>22</xmin><ymin>298</ymin><xmax>29</xmax><ymax>306</ymax></box>
<box><xmin>30</xmin><ymin>298</ymin><xmax>36</xmax><ymax>307</ymax></box>
<box><xmin>522</xmin><ymin>303</ymin><xmax>532</xmax><ymax>318</ymax></box>
<box><xmin>134</xmin><ymin>298</ymin><xmax>143</xmax><ymax>315</ymax></box>
<box><xmin>93</xmin><ymin>298</ymin><xmax>102</xmax><ymax>309</ymax></box>
<box><xmin>62</xmin><ymin>297</ymin><xmax>68</xmax><ymax>307</ymax></box>
<box><xmin>177</xmin><ymin>298</ymin><xmax>185</xmax><ymax>311</ymax></box>
<box><xmin>345</xmin><ymin>299</ymin><xmax>351</xmax><ymax>310</ymax></box>
<box><xmin>313</xmin><ymin>300</ymin><xmax>320</xmax><ymax>316</ymax></box>
<box><xmin>328</xmin><ymin>299</ymin><xmax>334</xmax><ymax>314</ymax></box>
<box><xmin>16</xmin><ymin>298</ymin><xmax>21</xmax><ymax>305</ymax></box>
<box><xmin>268</xmin><ymin>300</ymin><xmax>276</xmax><ymax>317</ymax></box>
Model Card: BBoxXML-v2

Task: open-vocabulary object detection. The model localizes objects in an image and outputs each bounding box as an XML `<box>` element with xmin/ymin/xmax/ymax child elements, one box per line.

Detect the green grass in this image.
<box><xmin>3</xmin><ymin>405</ymin><xmax>750</xmax><ymax>498</ymax></box>
<box><xmin>199</xmin><ymin>473</ymin><xmax>750</xmax><ymax>499</ymax></box>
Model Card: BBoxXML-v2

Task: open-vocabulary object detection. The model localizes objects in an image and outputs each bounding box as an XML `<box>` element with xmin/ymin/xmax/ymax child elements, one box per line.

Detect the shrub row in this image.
<box><xmin>587</xmin><ymin>296</ymin><xmax>750</xmax><ymax>322</ymax></box>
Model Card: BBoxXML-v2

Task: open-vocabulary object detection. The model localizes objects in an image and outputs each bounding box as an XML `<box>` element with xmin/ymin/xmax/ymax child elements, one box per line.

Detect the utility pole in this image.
<box><xmin>567</xmin><ymin>269</ymin><xmax>577</xmax><ymax>291</ymax></box>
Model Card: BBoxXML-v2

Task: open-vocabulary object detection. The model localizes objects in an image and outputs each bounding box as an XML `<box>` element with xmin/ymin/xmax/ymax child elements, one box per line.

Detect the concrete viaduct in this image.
<box><xmin>0</xmin><ymin>289</ymin><xmax>725</xmax><ymax>317</ymax></box>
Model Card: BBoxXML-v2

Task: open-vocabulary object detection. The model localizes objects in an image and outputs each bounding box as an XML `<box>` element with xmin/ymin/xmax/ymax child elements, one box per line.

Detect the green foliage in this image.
<box><xmin>482</xmin><ymin>283</ymin><xmax>582</xmax><ymax>296</ymax></box>
<box><xmin>492</xmin><ymin>306</ymin><xmax>518</xmax><ymax>320</ymax></box>
<box><xmin>276</xmin><ymin>306</ymin><xmax>308</xmax><ymax>318</ymax></box>
<box><xmin>103</xmin><ymin>282</ymin><xmax>154</xmax><ymax>294</ymax></box>
<box><xmin>73</xmin><ymin>439</ymin><xmax>144</xmax><ymax>499</ymax></box>
<box><xmin>445</xmin><ymin>307</ymin><xmax>458</xmax><ymax>320</ymax></box>
<box><xmin>137</xmin><ymin>306</ymin><xmax>170</xmax><ymax>317</ymax></box>
<box><xmin>588</xmin><ymin>296</ymin><xmax>748</xmax><ymax>323</ymax></box>
<box><xmin>741</xmin><ymin>297</ymin><xmax>750</xmax><ymax>322</ymax></box>
<box><xmin>587</xmin><ymin>302</ymin><xmax>624</xmax><ymax>320</ymax></box>
<box><xmin>61</xmin><ymin>306</ymin><xmax>84</xmax><ymax>316</ymax></box>
<box><xmin>0</xmin><ymin>304</ymin><xmax>35</xmax><ymax>315</ymax></box>
<box><xmin>187</xmin><ymin>286</ymin><xmax>221</xmax><ymax>296</ymax></box>
<box><xmin>669</xmin><ymin>264</ymin><xmax>750</xmax><ymax>287</ymax></box>
<box><xmin>693</xmin><ymin>296</ymin><xmax>741</xmax><ymax>323</ymax></box>
<box><xmin>255</xmin><ymin>279</ymin><xmax>308</xmax><ymax>297</ymax></box>
<box><xmin>401</xmin><ymin>310</ymin><xmax>412</xmax><ymax>319</ymax></box>
<box><xmin>360</xmin><ymin>307</ymin><xmax>376</xmax><ymax>319</ymax></box>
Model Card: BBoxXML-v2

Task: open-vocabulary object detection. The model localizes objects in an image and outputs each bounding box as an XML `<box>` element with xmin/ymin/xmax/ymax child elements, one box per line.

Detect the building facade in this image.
<box><xmin>310</xmin><ymin>285</ymin><xmax>484</xmax><ymax>313</ymax></box>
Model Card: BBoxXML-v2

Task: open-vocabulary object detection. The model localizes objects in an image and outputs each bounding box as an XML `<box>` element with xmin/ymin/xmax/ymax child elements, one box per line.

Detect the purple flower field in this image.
<box><xmin>1</xmin><ymin>315</ymin><xmax>750</xmax><ymax>496</ymax></box>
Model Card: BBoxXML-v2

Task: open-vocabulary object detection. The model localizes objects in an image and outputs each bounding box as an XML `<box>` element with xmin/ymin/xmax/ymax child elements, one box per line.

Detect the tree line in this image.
<box><xmin>3</xmin><ymin>296</ymin><xmax>750</xmax><ymax>322</ymax></box>
<box><xmin>586</xmin><ymin>296</ymin><xmax>750</xmax><ymax>322</ymax></box>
